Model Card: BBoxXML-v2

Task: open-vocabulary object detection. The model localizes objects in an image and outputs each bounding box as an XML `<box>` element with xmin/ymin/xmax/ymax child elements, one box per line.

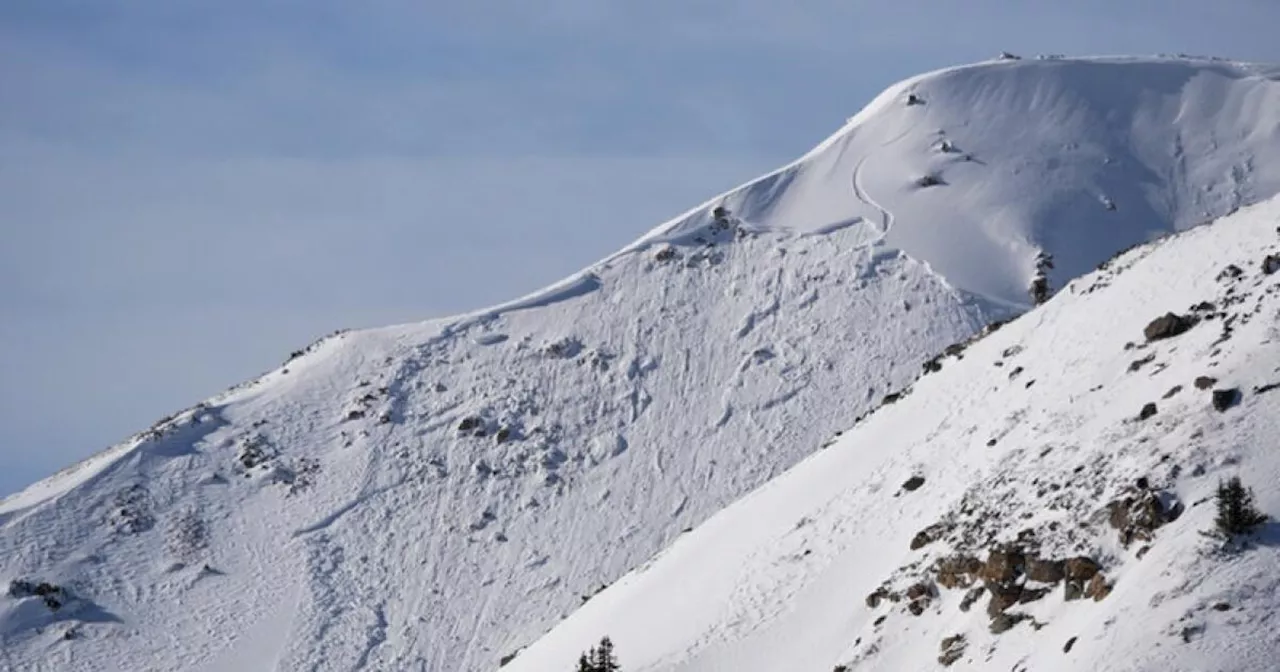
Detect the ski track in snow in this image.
<box><xmin>851</xmin><ymin>119</ymin><xmax>915</xmax><ymax>238</ymax></box>
<box><xmin>851</xmin><ymin>154</ymin><xmax>892</xmax><ymax>237</ymax></box>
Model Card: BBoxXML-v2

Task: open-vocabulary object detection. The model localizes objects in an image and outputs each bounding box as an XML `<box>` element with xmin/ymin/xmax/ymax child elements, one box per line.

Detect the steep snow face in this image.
<box><xmin>642</xmin><ymin>56</ymin><xmax>1280</xmax><ymax>306</ymax></box>
<box><xmin>0</xmin><ymin>229</ymin><xmax>992</xmax><ymax>672</ymax></box>
<box><xmin>1</xmin><ymin>56</ymin><xmax>1279</xmax><ymax>672</ymax></box>
<box><xmin>506</xmin><ymin>196</ymin><xmax>1280</xmax><ymax>672</ymax></box>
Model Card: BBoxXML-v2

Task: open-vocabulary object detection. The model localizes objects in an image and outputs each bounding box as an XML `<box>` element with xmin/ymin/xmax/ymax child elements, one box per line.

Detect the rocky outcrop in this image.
<box><xmin>985</xmin><ymin>581</ymin><xmax>1023</xmax><ymax>617</ymax></box>
<box><xmin>936</xmin><ymin>555</ymin><xmax>982</xmax><ymax>589</ymax></box>
<box><xmin>1106</xmin><ymin>488</ymin><xmax>1181</xmax><ymax>546</ymax></box>
<box><xmin>1024</xmin><ymin>557</ymin><xmax>1065</xmax><ymax>583</ymax></box>
<box><xmin>977</xmin><ymin>549</ymin><xmax>1024</xmax><ymax>583</ymax></box>
<box><xmin>906</xmin><ymin>581</ymin><xmax>936</xmax><ymax>616</ymax></box>
<box><xmin>1063</xmin><ymin>556</ymin><xmax>1101</xmax><ymax>581</ymax></box>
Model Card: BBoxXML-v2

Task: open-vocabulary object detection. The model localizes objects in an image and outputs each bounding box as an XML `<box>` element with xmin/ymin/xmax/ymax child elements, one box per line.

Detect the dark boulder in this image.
<box><xmin>1212</xmin><ymin>388</ymin><xmax>1241</xmax><ymax>412</ymax></box>
<box><xmin>1137</xmin><ymin>402</ymin><xmax>1158</xmax><ymax>421</ymax></box>
<box><xmin>1143</xmin><ymin>313</ymin><xmax>1195</xmax><ymax>341</ymax></box>
<box><xmin>902</xmin><ymin>475</ymin><xmax>926</xmax><ymax>492</ymax></box>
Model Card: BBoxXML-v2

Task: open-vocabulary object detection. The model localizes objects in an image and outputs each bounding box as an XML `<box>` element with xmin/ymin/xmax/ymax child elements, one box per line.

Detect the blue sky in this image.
<box><xmin>3</xmin><ymin>1</ymin><xmax>1279</xmax><ymax>496</ymax></box>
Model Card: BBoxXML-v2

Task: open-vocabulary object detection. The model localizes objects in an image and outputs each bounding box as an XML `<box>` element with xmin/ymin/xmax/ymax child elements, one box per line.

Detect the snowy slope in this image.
<box><xmin>506</xmin><ymin>196</ymin><xmax>1280</xmax><ymax>672</ymax></box>
<box><xmin>1</xmin><ymin>55</ymin><xmax>1279</xmax><ymax>672</ymax></box>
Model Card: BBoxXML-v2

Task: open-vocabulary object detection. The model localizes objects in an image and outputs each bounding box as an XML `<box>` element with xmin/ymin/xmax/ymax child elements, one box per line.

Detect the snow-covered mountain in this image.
<box><xmin>505</xmin><ymin>194</ymin><xmax>1280</xmax><ymax>672</ymax></box>
<box><xmin>2</xmin><ymin>55</ymin><xmax>1279</xmax><ymax>672</ymax></box>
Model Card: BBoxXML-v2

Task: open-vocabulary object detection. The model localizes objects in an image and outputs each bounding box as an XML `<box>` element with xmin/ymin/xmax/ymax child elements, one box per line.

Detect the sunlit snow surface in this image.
<box><xmin>2</xmin><ymin>55</ymin><xmax>1280</xmax><ymax>672</ymax></box>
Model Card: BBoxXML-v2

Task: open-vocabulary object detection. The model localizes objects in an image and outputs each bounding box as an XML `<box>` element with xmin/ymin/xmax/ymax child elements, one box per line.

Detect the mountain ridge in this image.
<box><xmin>2</xmin><ymin>54</ymin><xmax>1280</xmax><ymax>671</ymax></box>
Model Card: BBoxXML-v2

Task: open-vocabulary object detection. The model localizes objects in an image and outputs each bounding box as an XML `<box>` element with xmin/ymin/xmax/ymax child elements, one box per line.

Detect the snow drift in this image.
<box><xmin>2</xmin><ymin>55</ymin><xmax>1279</xmax><ymax>672</ymax></box>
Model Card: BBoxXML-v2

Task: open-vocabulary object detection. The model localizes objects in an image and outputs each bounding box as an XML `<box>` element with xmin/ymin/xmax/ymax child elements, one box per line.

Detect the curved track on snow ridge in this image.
<box><xmin>851</xmin><ymin>155</ymin><xmax>892</xmax><ymax>237</ymax></box>
<box><xmin>850</xmin><ymin>123</ymin><xmax>915</xmax><ymax>239</ymax></box>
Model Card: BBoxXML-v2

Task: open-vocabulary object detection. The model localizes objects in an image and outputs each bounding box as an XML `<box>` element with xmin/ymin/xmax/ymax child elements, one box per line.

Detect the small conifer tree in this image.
<box><xmin>594</xmin><ymin>637</ymin><xmax>620</xmax><ymax>672</ymax></box>
<box><xmin>574</xmin><ymin>636</ymin><xmax>620</xmax><ymax>672</ymax></box>
<box><xmin>1215</xmin><ymin>476</ymin><xmax>1267</xmax><ymax>535</ymax></box>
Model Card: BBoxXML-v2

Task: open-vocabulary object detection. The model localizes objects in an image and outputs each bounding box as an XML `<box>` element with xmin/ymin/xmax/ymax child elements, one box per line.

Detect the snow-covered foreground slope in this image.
<box><xmin>507</xmin><ymin>196</ymin><xmax>1280</xmax><ymax>672</ymax></box>
<box><xmin>1</xmin><ymin>55</ymin><xmax>1279</xmax><ymax>672</ymax></box>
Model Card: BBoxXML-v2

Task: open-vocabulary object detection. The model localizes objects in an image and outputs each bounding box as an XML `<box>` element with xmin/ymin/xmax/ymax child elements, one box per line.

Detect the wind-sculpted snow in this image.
<box><xmin>636</xmin><ymin>56</ymin><xmax>1280</xmax><ymax>306</ymax></box>
<box><xmin>2</xmin><ymin>55</ymin><xmax>1280</xmax><ymax>672</ymax></box>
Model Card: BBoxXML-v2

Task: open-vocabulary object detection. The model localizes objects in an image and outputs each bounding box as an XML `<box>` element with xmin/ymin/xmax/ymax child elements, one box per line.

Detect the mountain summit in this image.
<box><xmin>2</xmin><ymin>55</ymin><xmax>1279</xmax><ymax>672</ymax></box>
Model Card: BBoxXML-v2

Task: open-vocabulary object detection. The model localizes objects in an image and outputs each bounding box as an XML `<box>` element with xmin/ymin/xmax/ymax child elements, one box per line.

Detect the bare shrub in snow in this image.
<box><xmin>167</xmin><ymin>509</ymin><xmax>209</xmax><ymax>562</ymax></box>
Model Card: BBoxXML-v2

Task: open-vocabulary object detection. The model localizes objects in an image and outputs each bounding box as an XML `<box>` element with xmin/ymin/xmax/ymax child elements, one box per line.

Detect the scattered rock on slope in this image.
<box><xmin>1194</xmin><ymin>376</ymin><xmax>1218</xmax><ymax>390</ymax></box>
<box><xmin>989</xmin><ymin>612</ymin><xmax>1029</xmax><ymax>634</ymax></box>
<box><xmin>1143</xmin><ymin>313</ymin><xmax>1195</xmax><ymax>341</ymax></box>
<box><xmin>1212</xmin><ymin>388</ymin><xmax>1241</xmax><ymax>412</ymax></box>
<box><xmin>1106</xmin><ymin>489</ymin><xmax>1180</xmax><ymax>546</ymax></box>
<box><xmin>8</xmin><ymin>579</ymin><xmax>67</xmax><ymax>611</ymax></box>
<box><xmin>910</xmin><ymin>522</ymin><xmax>949</xmax><ymax>550</ymax></box>
<box><xmin>938</xmin><ymin>634</ymin><xmax>967</xmax><ymax>666</ymax></box>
